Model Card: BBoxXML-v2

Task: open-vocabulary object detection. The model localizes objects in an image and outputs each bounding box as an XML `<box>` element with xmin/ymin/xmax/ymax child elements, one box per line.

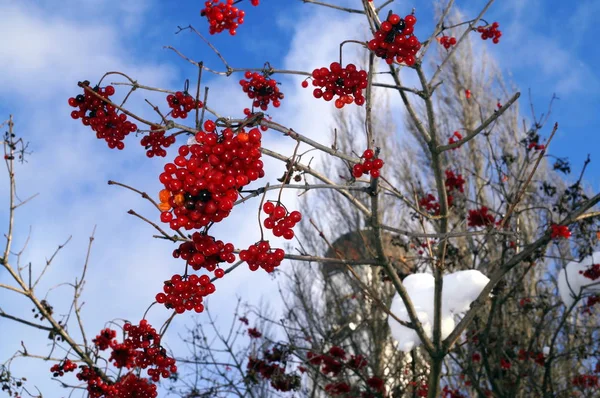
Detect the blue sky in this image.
<box><xmin>0</xmin><ymin>0</ymin><xmax>598</xmax><ymax>395</ymax></box>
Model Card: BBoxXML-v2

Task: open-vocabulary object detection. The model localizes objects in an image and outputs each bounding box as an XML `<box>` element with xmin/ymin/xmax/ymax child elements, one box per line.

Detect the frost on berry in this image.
<box><xmin>306</xmin><ymin>62</ymin><xmax>368</xmax><ymax>108</ymax></box>
<box><xmin>240</xmin><ymin>71</ymin><xmax>284</xmax><ymax>111</ymax></box>
<box><xmin>368</xmin><ymin>13</ymin><xmax>421</xmax><ymax>65</ymax></box>
<box><xmin>158</xmin><ymin>122</ymin><xmax>264</xmax><ymax>231</ymax></box>
<box><xmin>68</xmin><ymin>82</ymin><xmax>137</xmax><ymax>150</ymax></box>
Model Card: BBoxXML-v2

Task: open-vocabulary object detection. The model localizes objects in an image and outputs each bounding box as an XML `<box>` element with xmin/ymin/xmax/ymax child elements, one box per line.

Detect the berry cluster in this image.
<box><xmin>50</xmin><ymin>359</ymin><xmax>77</xmax><ymax>377</ymax></box>
<box><xmin>308</xmin><ymin>349</ymin><xmax>384</xmax><ymax>397</ymax></box>
<box><xmin>248</xmin><ymin>328</ymin><xmax>262</xmax><ymax>338</ymax></box>
<box><xmin>156</xmin><ymin>274</ymin><xmax>215</xmax><ymax>313</ymax></box>
<box><xmin>76</xmin><ymin>367</ymin><xmax>158</xmax><ymax>398</ymax></box>
<box><xmin>166</xmin><ymin>91</ymin><xmax>203</xmax><ymax>119</ymax></box>
<box><xmin>368</xmin><ymin>13</ymin><xmax>421</xmax><ymax>65</ymax></box>
<box><xmin>448</xmin><ymin>131</ymin><xmax>463</xmax><ymax>148</ymax></box>
<box><xmin>476</xmin><ymin>22</ymin><xmax>502</xmax><ymax>44</ymax></box>
<box><xmin>307</xmin><ymin>63</ymin><xmax>368</xmax><ymax>108</ymax></box>
<box><xmin>444</xmin><ymin>169</ymin><xmax>465</xmax><ymax>208</ymax></box>
<box><xmin>517</xmin><ymin>349</ymin><xmax>545</xmax><ymax>366</ymax></box>
<box><xmin>239</xmin><ymin>241</ymin><xmax>285</xmax><ymax>273</ymax></box>
<box><xmin>246</xmin><ymin>345</ymin><xmax>301</xmax><ymax>392</ymax></box>
<box><xmin>92</xmin><ymin>328</ymin><xmax>117</xmax><ymax>350</ymax></box>
<box><xmin>58</xmin><ymin>322</ymin><xmax>175</xmax><ymax>397</ymax></box>
<box><xmin>550</xmin><ymin>224</ymin><xmax>571</xmax><ymax>239</ymax></box>
<box><xmin>158</xmin><ymin>121</ymin><xmax>264</xmax><ymax>230</ymax></box>
<box><xmin>239</xmin><ymin>71</ymin><xmax>284</xmax><ymax>110</ymax></box>
<box><xmin>172</xmin><ymin>232</ymin><xmax>236</xmax><ymax>271</ymax></box>
<box><xmin>201</xmin><ymin>0</ymin><xmax>257</xmax><ymax>35</ymax></box>
<box><xmin>68</xmin><ymin>83</ymin><xmax>137</xmax><ymax>150</ymax></box>
<box><xmin>439</xmin><ymin>35</ymin><xmax>457</xmax><ymax>49</ymax></box>
<box><xmin>527</xmin><ymin>142</ymin><xmax>546</xmax><ymax>151</ymax></box>
<box><xmin>419</xmin><ymin>194</ymin><xmax>441</xmax><ymax>215</ymax></box>
<box><xmin>572</xmin><ymin>374</ymin><xmax>599</xmax><ymax>388</ymax></box>
<box><xmin>445</xmin><ymin>169</ymin><xmax>465</xmax><ymax>194</ymax></box>
<box><xmin>352</xmin><ymin>149</ymin><xmax>384</xmax><ymax>178</ymax></box>
<box><xmin>141</xmin><ymin>125</ymin><xmax>177</xmax><ymax>158</ymax></box>
<box><xmin>115</xmin><ymin>321</ymin><xmax>176</xmax><ymax>381</ymax></box>
<box><xmin>580</xmin><ymin>263</ymin><xmax>600</xmax><ymax>281</ymax></box>
<box><xmin>467</xmin><ymin>207</ymin><xmax>495</xmax><ymax>228</ymax></box>
<box><xmin>262</xmin><ymin>202</ymin><xmax>302</xmax><ymax>240</ymax></box>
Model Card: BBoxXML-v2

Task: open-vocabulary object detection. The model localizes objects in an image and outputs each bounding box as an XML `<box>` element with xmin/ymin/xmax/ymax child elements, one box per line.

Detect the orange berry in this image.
<box><xmin>174</xmin><ymin>193</ymin><xmax>185</xmax><ymax>207</ymax></box>
<box><xmin>158</xmin><ymin>202</ymin><xmax>171</xmax><ymax>211</ymax></box>
<box><xmin>237</xmin><ymin>132</ymin><xmax>249</xmax><ymax>143</ymax></box>
<box><xmin>159</xmin><ymin>189</ymin><xmax>171</xmax><ymax>203</ymax></box>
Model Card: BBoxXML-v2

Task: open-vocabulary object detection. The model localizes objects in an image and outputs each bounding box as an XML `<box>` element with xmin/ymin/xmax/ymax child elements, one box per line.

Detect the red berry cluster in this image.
<box><xmin>76</xmin><ymin>367</ymin><xmax>157</xmax><ymax>398</ymax></box>
<box><xmin>240</xmin><ymin>241</ymin><xmax>285</xmax><ymax>273</ymax></box>
<box><xmin>201</xmin><ymin>0</ymin><xmax>257</xmax><ymax>35</ymax></box>
<box><xmin>246</xmin><ymin>345</ymin><xmax>301</xmax><ymax>392</ymax></box>
<box><xmin>158</xmin><ymin>121</ymin><xmax>264</xmax><ymax>231</ymax></box>
<box><xmin>368</xmin><ymin>13</ymin><xmax>421</xmax><ymax>65</ymax></box>
<box><xmin>50</xmin><ymin>359</ymin><xmax>77</xmax><ymax>377</ymax></box>
<box><xmin>308</xmin><ymin>62</ymin><xmax>368</xmax><ymax>108</ymax></box>
<box><xmin>141</xmin><ymin>125</ymin><xmax>177</xmax><ymax>158</ymax></box>
<box><xmin>476</xmin><ymin>22</ymin><xmax>502</xmax><ymax>44</ymax></box>
<box><xmin>445</xmin><ymin>169</ymin><xmax>465</xmax><ymax>194</ymax></box>
<box><xmin>527</xmin><ymin>142</ymin><xmax>546</xmax><ymax>151</ymax></box>
<box><xmin>262</xmin><ymin>202</ymin><xmax>302</xmax><ymax>240</ymax></box>
<box><xmin>583</xmin><ymin>295</ymin><xmax>600</xmax><ymax>315</ymax></box>
<box><xmin>550</xmin><ymin>224</ymin><xmax>571</xmax><ymax>239</ymax></box>
<box><xmin>308</xmin><ymin>349</ymin><xmax>383</xmax><ymax>397</ymax></box>
<box><xmin>239</xmin><ymin>71</ymin><xmax>284</xmax><ymax>110</ymax></box>
<box><xmin>439</xmin><ymin>35</ymin><xmax>457</xmax><ymax>49</ymax></box>
<box><xmin>156</xmin><ymin>274</ymin><xmax>215</xmax><ymax>313</ymax></box>
<box><xmin>352</xmin><ymin>149</ymin><xmax>384</xmax><ymax>178</ymax></box>
<box><xmin>444</xmin><ymin>169</ymin><xmax>465</xmax><ymax>208</ymax></box>
<box><xmin>517</xmin><ymin>349</ymin><xmax>545</xmax><ymax>366</ymax></box>
<box><xmin>572</xmin><ymin>374</ymin><xmax>599</xmax><ymax>388</ymax></box>
<box><xmin>173</xmin><ymin>232</ymin><xmax>236</xmax><ymax>271</ymax></box>
<box><xmin>113</xmin><ymin>373</ymin><xmax>158</xmax><ymax>398</ymax></box>
<box><xmin>75</xmin><ymin>366</ymin><xmax>114</xmax><ymax>398</ymax></box>
<box><xmin>58</xmin><ymin>322</ymin><xmax>175</xmax><ymax>397</ymax></box>
<box><xmin>166</xmin><ymin>91</ymin><xmax>203</xmax><ymax>119</ymax></box>
<box><xmin>248</xmin><ymin>327</ymin><xmax>262</xmax><ymax>338</ymax></box>
<box><xmin>580</xmin><ymin>263</ymin><xmax>600</xmax><ymax>281</ymax></box>
<box><xmin>419</xmin><ymin>194</ymin><xmax>441</xmax><ymax>215</ymax></box>
<box><xmin>442</xmin><ymin>386</ymin><xmax>468</xmax><ymax>398</ymax></box>
<box><xmin>93</xmin><ymin>328</ymin><xmax>117</xmax><ymax>350</ymax></box>
<box><xmin>115</xmin><ymin>321</ymin><xmax>176</xmax><ymax>381</ymax></box>
<box><xmin>448</xmin><ymin>131</ymin><xmax>463</xmax><ymax>148</ymax></box>
<box><xmin>467</xmin><ymin>206</ymin><xmax>495</xmax><ymax>227</ymax></box>
<box><xmin>68</xmin><ymin>83</ymin><xmax>137</xmax><ymax>150</ymax></box>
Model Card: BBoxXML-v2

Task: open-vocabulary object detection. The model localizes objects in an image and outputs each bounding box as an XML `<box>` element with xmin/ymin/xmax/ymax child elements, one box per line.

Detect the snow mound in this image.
<box><xmin>388</xmin><ymin>270</ymin><xmax>489</xmax><ymax>352</ymax></box>
<box><xmin>557</xmin><ymin>252</ymin><xmax>600</xmax><ymax>307</ymax></box>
